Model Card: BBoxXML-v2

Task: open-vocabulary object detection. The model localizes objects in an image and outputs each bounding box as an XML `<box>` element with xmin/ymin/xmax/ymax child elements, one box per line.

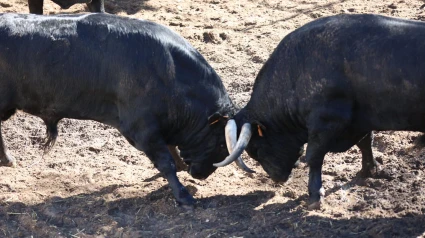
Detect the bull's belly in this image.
<box><xmin>351</xmin><ymin>111</ymin><xmax>425</xmax><ymax>132</ymax></box>
<box><xmin>16</xmin><ymin>99</ymin><xmax>120</xmax><ymax>128</ymax></box>
<box><xmin>329</xmin><ymin>129</ymin><xmax>369</xmax><ymax>153</ymax></box>
<box><xmin>317</xmin><ymin>111</ymin><xmax>425</xmax><ymax>154</ymax></box>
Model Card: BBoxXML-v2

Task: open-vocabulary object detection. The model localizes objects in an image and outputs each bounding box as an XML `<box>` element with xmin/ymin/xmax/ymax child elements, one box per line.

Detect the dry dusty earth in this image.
<box><xmin>1</xmin><ymin>0</ymin><xmax>425</xmax><ymax>237</ymax></box>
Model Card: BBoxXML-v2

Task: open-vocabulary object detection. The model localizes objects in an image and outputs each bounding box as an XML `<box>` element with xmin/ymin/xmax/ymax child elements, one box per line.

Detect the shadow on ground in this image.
<box><xmin>1</xmin><ymin>184</ymin><xmax>424</xmax><ymax>237</ymax></box>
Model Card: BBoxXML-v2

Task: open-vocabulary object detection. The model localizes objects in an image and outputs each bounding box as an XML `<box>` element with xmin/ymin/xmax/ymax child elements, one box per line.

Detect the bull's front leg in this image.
<box><xmin>120</xmin><ymin>122</ymin><xmax>195</xmax><ymax>208</ymax></box>
<box><xmin>305</xmin><ymin>139</ymin><xmax>326</xmax><ymax>210</ymax></box>
<box><xmin>0</xmin><ymin>121</ymin><xmax>16</xmax><ymax>167</ymax></box>
<box><xmin>305</xmin><ymin>102</ymin><xmax>352</xmax><ymax>210</ymax></box>
<box><xmin>145</xmin><ymin>144</ymin><xmax>195</xmax><ymax>207</ymax></box>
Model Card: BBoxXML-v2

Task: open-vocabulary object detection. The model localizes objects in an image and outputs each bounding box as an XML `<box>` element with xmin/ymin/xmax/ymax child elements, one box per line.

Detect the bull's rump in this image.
<box><xmin>335</xmin><ymin>15</ymin><xmax>425</xmax><ymax>131</ymax></box>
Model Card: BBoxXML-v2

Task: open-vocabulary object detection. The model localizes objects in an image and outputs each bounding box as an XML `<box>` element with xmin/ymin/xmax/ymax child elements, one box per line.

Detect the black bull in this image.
<box><xmin>28</xmin><ymin>0</ymin><xmax>105</xmax><ymax>15</ymax></box>
<box><xmin>215</xmin><ymin>14</ymin><xmax>425</xmax><ymax>209</ymax></box>
<box><xmin>0</xmin><ymin>13</ymin><xmax>236</xmax><ymax>207</ymax></box>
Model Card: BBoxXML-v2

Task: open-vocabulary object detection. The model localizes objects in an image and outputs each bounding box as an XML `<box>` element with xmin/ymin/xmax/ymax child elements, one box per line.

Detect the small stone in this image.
<box><xmin>388</xmin><ymin>3</ymin><xmax>397</xmax><ymax>9</ymax></box>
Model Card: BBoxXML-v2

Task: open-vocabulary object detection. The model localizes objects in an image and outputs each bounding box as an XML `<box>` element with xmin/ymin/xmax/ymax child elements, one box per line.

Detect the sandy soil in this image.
<box><xmin>1</xmin><ymin>0</ymin><xmax>425</xmax><ymax>237</ymax></box>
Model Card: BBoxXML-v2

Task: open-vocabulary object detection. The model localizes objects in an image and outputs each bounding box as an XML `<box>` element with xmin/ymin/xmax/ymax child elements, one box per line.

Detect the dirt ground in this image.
<box><xmin>1</xmin><ymin>0</ymin><xmax>425</xmax><ymax>237</ymax></box>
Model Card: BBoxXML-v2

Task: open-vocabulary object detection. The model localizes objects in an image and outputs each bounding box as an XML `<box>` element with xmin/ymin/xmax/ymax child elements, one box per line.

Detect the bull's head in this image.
<box><xmin>214</xmin><ymin>118</ymin><xmax>302</xmax><ymax>183</ymax></box>
<box><xmin>181</xmin><ymin>113</ymin><xmax>254</xmax><ymax>180</ymax></box>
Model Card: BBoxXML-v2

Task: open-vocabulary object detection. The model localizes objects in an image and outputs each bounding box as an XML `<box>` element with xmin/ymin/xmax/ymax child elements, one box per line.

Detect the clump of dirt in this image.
<box><xmin>1</xmin><ymin>0</ymin><xmax>425</xmax><ymax>237</ymax></box>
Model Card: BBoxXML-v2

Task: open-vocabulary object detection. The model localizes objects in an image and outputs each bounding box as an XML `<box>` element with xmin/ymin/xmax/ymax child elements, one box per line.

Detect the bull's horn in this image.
<box><xmin>236</xmin><ymin>157</ymin><xmax>255</xmax><ymax>173</ymax></box>
<box><xmin>214</xmin><ymin>122</ymin><xmax>252</xmax><ymax>167</ymax></box>
<box><xmin>224</xmin><ymin>119</ymin><xmax>237</xmax><ymax>154</ymax></box>
<box><xmin>224</xmin><ymin>120</ymin><xmax>255</xmax><ymax>173</ymax></box>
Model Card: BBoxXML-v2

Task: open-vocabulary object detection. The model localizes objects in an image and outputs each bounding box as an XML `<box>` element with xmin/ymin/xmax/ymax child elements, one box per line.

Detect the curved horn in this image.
<box><xmin>222</xmin><ymin>120</ymin><xmax>254</xmax><ymax>172</ymax></box>
<box><xmin>214</xmin><ymin>122</ymin><xmax>252</xmax><ymax>167</ymax></box>
<box><xmin>236</xmin><ymin>157</ymin><xmax>255</xmax><ymax>173</ymax></box>
<box><xmin>224</xmin><ymin>119</ymin><xmax>237</xmax><ymax>154</ymax></box>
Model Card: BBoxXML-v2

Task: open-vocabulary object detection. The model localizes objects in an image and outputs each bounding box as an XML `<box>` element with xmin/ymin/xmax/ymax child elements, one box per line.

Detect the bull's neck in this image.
<box><xmin>239</xmin><ymin>103</ymin><xmax>308</xmax><ymax>143</ymax></box>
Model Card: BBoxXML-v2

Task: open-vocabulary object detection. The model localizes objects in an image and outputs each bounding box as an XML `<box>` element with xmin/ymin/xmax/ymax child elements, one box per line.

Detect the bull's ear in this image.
<box><xmin>208</xmin><ymin>112</ymin><xmax>229</xmax><ymax>126</ymax></box>
<box><xmin>252</xmin><ymin>120</ymin><xmax>266</xmax><ymax>137</ymax></box>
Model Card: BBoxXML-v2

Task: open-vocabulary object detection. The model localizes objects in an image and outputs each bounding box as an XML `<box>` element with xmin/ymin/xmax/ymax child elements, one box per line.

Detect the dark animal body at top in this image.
<box><xmin>0</xmin><ymin>13</ymin><xmax>235</xmax><ymax>207</ymax></box>
<box><xmin>216</xmin><ymin>14</ymin><xmax>425</xmax><ymax>209</ymax></box>
<box><xmin>28</xmin><ymin>0</ymin><xmax>105</xmax><ymax>14</ymax></box>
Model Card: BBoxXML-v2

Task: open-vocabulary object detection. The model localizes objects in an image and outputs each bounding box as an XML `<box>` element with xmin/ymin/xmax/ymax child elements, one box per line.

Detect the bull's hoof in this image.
<box><xmin>358</xmin><ymin>165</ymin><xmax>380</xmax><ymax>178</ymax></box>
<box><xmin>179</xmin><ymin>203</ymin><xmax>195</xmax><ymax>211</ymax></box>
<box><xmin>307</xmin><ymin>188</ymin><xmax>324</xmax><ymax>210</ymax></box>
<box><xmin>175</xmin><ymin>186</ymin><xmax>196</xmax><ymax>209</ymax></box>
<box><xmin>176</xmin><ymin>195</ymin><xmax>196</xmax><ymax>210</ymax></box>
<box><xmin>307</xmin><ymin>200</ymin><xmax>322</xmax><ymax>210</ymax></box>
<box><xmin>0</xmin><ymin>151</ymin><xmax>16</xmax><ymax>168</ymax></box>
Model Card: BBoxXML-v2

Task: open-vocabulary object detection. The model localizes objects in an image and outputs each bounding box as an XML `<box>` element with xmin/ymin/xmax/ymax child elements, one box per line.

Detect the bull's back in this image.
<box><xmin>0</xmin><ymin>13</ymin><xmax>187</xmax><ymax>122</ymax></box>
<box><xmin>250</xmin><ymin>14</ymin><xmax>425</xmax><ymax>132</ymax></box>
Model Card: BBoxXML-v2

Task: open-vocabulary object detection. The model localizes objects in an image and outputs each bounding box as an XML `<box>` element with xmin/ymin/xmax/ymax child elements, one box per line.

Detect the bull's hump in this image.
<box><xmin>0</xmin><ymin>13</ymin><xmax>94</xmax><ymax>37</ymax></box>
<box><xmin>83</xmin><ymin>14</ymin><xmax>195</xmax><ymax>50</ymax></box>
<box><xmin>0</xmin><ymin>13</ymin><xmax>94</xmax><ymax>24</ymax></box>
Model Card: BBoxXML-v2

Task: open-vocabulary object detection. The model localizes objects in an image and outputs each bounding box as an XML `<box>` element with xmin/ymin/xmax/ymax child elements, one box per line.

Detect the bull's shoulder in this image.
<box><xmin>79</xmin><ymin>14</ymin><xmax>205</xmax><ymax>62</ymax></box>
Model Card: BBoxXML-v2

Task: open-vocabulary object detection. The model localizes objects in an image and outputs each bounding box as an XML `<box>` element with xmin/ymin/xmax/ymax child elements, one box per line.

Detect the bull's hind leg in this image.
<box><xmin>357</xmin><ymin>132</ymin><xmax>379</xmax><ymax>177</ymax></box>
<box><xmin>41</xmin><ymin>118</ymin><xmax>59</xmax><ymax>154</ymax></box>
<box><xmin>0</xmin><ymin>120</ymin><xmax>16</xmax><ymax>167</ymax></box>
<box><xmin>120</xmin><ymin>120</ymin><xmax>195</xmax><ymax>207</ymax></box>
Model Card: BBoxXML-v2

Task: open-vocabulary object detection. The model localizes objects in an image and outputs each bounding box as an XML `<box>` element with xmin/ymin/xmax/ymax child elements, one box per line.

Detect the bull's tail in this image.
<box><xmin>42</xmin><ymin>119</ymin><xmax>59</xmax><ymax>154</ymax></box>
